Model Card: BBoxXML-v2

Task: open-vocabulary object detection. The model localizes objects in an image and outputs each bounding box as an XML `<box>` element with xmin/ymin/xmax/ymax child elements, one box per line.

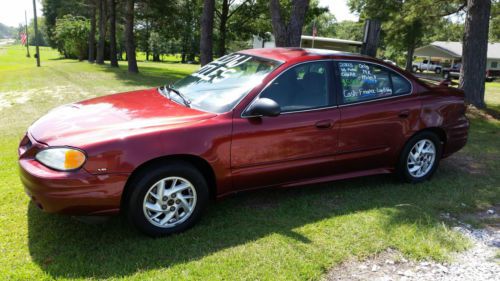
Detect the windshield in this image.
<box><xmin>171</xmin><ymin>53</ymin><xmax>281</xmax><ymax>113</ymax></box>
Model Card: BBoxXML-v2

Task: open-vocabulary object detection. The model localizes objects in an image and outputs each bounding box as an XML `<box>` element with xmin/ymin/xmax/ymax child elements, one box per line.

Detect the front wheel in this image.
<box><xmin>127</xmin><ymin>162</ymin><xmax>209</xmax><ymax>237</ymax></box>
<box><xmin>435</xmin><ymin>68</ymin><xmax>442</xmax><ymax>74</ymax></box>
<box><xmin>397</xmin><ymin>132</ymin><xmax>442</xmax><ymax>183</ymax></box>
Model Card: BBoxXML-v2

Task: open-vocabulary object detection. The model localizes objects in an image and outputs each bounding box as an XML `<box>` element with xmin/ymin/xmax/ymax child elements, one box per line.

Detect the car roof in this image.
<box><xmin>238</xmin><ymin>47</ymin><xmax>370</xmax><ymax>63</ymax></box>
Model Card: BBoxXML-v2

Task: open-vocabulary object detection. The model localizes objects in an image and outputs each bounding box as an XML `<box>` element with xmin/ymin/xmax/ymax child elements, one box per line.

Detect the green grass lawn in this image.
<box><xmin>0</xmin><ymin>45</ymin><xmax>499</xmax><ymax>280</ymax></box>
<box><xmin>486</xmin><ymin>81</ymin><xmax>500</xmax><ymax>114</ymax></box>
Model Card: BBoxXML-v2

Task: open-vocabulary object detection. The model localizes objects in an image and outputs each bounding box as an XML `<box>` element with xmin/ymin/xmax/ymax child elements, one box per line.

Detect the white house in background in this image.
<box><xmin>252</xmin><ymin>33</ymin><xmax>362</xmax><ymax>53</ymax></box>
<box><xmin>414</xmin><ymin>41</ymin><xmax>500</xmax><ymax>75</ymax></box>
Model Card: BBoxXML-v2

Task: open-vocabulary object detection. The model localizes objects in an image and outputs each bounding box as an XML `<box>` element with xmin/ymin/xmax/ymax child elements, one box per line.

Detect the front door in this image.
<box><xmin>230</xmin><ymin>60</ymin><xmax>341</xmax><ymax>190</ymax></box>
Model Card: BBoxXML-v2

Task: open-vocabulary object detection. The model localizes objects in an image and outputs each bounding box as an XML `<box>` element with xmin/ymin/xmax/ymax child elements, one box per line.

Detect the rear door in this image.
<box><xmin>333</xmin><ymin>60</ymin><xmax>420</xmax><ymax>174</ymax></box>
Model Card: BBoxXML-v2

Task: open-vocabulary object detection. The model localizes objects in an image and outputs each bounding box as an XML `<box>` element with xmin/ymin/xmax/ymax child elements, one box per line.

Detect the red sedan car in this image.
<box><xmin>19</xmin><ymin>48</ymin><xmax>469</xmax><ymax>236</ymax></box>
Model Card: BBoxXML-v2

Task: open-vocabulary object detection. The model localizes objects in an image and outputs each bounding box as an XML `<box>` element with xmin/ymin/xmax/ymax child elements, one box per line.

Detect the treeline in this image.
<box><xmin>0</xmin><ymin>23</ymin><xmax>17</xmax><ymax>39</ymax></box>
<box><xmin>40</xmin><ymin>0</ymin><xmax>500</xmax><ymax>71</ymax></box>
<box><xmin>41</xmin><ymin>0</ymin><xmax>332</xmax><ymax>70</ymax></box>
<box><xmin>38</xmin><ymin>0</ymin><xmax>497</xmax><ymax>109</ymax></box>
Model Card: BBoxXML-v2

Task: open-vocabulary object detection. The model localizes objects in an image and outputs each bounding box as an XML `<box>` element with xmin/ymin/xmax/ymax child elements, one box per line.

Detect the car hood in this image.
<box><xmin>29</xmin><ymin>88</ymin><xmax>217</xmax><ymax>146</ymax></box>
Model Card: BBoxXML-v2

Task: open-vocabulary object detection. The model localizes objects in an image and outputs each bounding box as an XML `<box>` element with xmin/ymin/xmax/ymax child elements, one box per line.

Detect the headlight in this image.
<box><xmin>35</xmin><ymin>147</ymin><xmax>86</xmax><ymax>171</ymax></box>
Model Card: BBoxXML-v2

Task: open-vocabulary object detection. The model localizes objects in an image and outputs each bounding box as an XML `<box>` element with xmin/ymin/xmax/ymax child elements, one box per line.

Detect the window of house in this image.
<box><xmin>492</xmin><ymin>61</ymin><xmax>498</xmax><ymax>69</ymax></box>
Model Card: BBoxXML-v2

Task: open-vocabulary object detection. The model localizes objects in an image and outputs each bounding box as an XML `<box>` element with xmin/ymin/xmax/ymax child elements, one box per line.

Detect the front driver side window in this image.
<box><xmin>260</xmin><ymin>61</ymin><xmax>331</xmax><ymax>112</ymax></box>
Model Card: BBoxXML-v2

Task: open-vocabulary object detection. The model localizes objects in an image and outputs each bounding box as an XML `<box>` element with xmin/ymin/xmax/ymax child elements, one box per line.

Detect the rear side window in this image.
<box><xmin>338</xmin><ymin>61</ymin><xmax>411</xmax><ymax>104</ymax></box>
<box><xmin>391</xmin><ymin>74</ymin><xmax>411</xmax><ymax>95</ymax></box>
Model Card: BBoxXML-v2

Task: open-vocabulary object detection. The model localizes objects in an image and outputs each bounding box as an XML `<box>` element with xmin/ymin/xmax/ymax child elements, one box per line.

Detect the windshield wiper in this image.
<box><xmin>163</xmin><ymin>84</ymin><xmax>191</xmax><ymax>107</ymax></box>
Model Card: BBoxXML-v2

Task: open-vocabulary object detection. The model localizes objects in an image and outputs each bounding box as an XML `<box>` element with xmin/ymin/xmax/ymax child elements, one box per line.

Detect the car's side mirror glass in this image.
<box><xmin>246</xmin><ymin>98</ymin><xmax>281</xmax><ymax>117</ymax></box>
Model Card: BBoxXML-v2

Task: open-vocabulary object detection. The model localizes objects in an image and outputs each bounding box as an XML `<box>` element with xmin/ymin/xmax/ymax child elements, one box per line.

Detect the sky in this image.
<box><xmin>0</xmin><ymin>0</ymin><xmax>43</xmax><ymax>27</ymax></box>
<box><xmin>0</xmin><ymin>0</ymin><xmax>358</xmax><ymax>27</ymax></box>
<box><xmin>320</xmin><ymin>0</ymin><xmax>359</xmax><ymax>22</ymax></box>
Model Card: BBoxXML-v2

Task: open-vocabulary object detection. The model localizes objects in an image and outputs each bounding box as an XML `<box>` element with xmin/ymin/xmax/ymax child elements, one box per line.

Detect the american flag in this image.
<box><xmin>20</xmin><ymin>33</ymin><xmax>27</xmax><ymax>45</ymax></box>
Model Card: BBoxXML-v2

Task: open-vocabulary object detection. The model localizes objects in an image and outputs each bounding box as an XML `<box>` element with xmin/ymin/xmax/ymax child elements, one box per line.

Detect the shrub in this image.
<box><xmin>54</xmin><ymin>15</ymin><xmax>89</xmax><ymax>60</ymax></box>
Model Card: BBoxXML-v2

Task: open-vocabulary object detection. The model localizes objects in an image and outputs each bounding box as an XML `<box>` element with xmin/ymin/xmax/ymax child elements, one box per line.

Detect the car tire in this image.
<box><xmin>412</xmin><ymin>66</ymin><xmax>418</xmax><ymax>73</ymax></box>
<box><xmin>126</xmin><ymin>161</ymin><xmax>209</xmax><ymax>237</ymax></box>
<box><xmin>443</xmin><ymin>72</ymin><xmax>450</xmax><ymax>79</ymax></box>
<box><xmin>397</xmin><ymin>131</ymin><xmax>442</xmax><ymax>183</ymax></box>
<box><xmin>435</xmin><ymin>68</ymin><xmax>442</xmax><ymax>74</ymax></box>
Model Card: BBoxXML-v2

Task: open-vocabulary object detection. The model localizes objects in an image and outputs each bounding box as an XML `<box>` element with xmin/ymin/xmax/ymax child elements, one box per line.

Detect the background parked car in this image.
<box><xmin>412</xmin><ymin>60</ymin><xmax>443</xmax><ymax>74</ymax></box>
<box><xmin>442</xmin><ymin>63</ymin><xmax>498</xmax><ymax>82</ymax></box>
<box><xmin>443</xmin><ymin>63</ymin><xmax>461</xmax><ymax>80</ymax></box>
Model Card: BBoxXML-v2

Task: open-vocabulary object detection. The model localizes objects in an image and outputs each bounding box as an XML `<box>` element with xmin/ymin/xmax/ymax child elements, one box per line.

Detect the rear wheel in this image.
<box><xmin>127</xmin><ymin>162</ymin><xmax>209</xmax><ymax>236</ymax></box>
<box><xmin>412</xmin><ymin>66</ymin><xmax>418</xmax><ymax>73</ymax></box>
<box><xmin>397</xmin><ymin>132</ymin><xmax>442</xmax><ymax>183</ymax></box>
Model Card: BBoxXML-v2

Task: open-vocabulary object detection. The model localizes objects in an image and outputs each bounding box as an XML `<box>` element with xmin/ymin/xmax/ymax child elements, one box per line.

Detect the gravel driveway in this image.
<box><xmin>325</xmin><ymin>210</ymin><xmax>500</xmax><ymax>281</ymax></box>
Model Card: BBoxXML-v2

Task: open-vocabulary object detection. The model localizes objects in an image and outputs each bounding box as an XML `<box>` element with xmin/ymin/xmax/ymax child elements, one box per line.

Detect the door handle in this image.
<box><xmin>398</xmin><ymin>110</ymin><xmax>410</xmax><ymax>118</ymax></box>
<box><xmin>315</xmin><ymin>120</ymin><xmax>333</xmax><ymax>129</ymax></box>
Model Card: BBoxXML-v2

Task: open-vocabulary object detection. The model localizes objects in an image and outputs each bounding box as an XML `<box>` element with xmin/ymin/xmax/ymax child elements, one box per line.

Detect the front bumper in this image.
<box><xmin>18</xmin><ymin>133</ymin><xmax>129</xmax><ymax>215</ymax></box>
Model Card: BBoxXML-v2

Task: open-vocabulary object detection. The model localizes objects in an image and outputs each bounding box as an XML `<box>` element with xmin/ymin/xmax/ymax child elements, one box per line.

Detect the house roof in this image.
<box><xmin>239</xmin><ymin>48</ymin><xmax>350</xmax><ymax>62</ymax></box>
<box><xmin>415</xmin><ymin>41</ymin><xmax>500</xmax><ymax>59</ymax></box>
<box><xmin>300</xmin><ymin>35</ymin><xmax>363</xmax><ymax>46</ymax></box>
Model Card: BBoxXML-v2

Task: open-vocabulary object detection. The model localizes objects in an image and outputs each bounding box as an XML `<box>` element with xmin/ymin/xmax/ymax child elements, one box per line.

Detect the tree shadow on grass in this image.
<box><xmin>96</xmin><ymin>63</ymin><xmax>196</xmax><ymax>88</ymax></box>
<box><xmin>44</xmin><ymin>59</ymin><xmax>195</xmax><ymax>88</ymax></box>
<box><xmin>27</xmin><ymin>159</ymin><xmax>498</xmax><ymax>279</ymax></box>
<box><xmin>27</xmin><ymin>116</ymin><xmax>500</xmax><ymax>279</ymax></box>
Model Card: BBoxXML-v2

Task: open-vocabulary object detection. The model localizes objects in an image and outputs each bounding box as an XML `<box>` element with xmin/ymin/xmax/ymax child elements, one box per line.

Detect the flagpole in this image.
<box><xmin>312</xmin><ymin>20</ymin><xmax>316</xmax><ymax>49</ymax></box>
<box><xmin>24</xmin><ymin>10</ymin><xmax>30</xmax><ymax>58</ymax></box>
<box><xmin>32</xmin><ymin>0</ymin><xmax>40</xmax><ymax>67</ymax></box>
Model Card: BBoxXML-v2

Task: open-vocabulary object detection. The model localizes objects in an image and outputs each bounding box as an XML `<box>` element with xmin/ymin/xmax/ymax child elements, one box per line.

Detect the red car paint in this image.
<box><xmin>19</xmin><ymin>48</ymin><xmax>468</xmax><ymax>215</ymax></box>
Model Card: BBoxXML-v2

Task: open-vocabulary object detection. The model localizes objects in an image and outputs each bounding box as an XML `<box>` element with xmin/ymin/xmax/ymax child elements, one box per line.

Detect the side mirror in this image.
<box><xmin>246</xmin><ymin>98</ymin><xmax>281</xmax><ymax>117</ymax></box>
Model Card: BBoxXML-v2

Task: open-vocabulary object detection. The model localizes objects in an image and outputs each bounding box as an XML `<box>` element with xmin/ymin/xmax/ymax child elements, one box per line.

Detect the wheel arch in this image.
<box><xmin>120</xmin><ymin>154</ymin><xmax>217</xmax><ymax>212</ymax></box>
<box><xmin>419</xmin><ymin>127</ymin><xmax>447</xmax><ymax>144</ymax></box>
<box><xmin>404</xmin><ymin>127</ymin><xmax>447</xmax><ymax>156</ymax></box>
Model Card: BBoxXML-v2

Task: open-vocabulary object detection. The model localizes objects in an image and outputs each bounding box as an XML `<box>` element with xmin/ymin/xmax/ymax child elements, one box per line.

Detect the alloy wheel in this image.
<box><xmin>142</xmin><ymin>176</ymin><xmax>197</xmax><ymax>228</ymax></box>
<box><xmin>407</xmin><ymin>139</ymin><xmax>436</xmax><ymax>178</ymax></box>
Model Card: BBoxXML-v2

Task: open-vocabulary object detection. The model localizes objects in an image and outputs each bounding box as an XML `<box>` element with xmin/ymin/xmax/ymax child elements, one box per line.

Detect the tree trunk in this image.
<box><xmin>88</xmin><ymin>0</ymin><xmax>97</xmax><ymax>63</ymax></box>
<box><xmin>269</xmin><ymin>0</ymin><xmax>310</xmax><ymax>47</ymax></box>
<box><xmin>96</xmin><ymin>0</ymin><xmax>106</xmax><ymax>64</ymax></box>
<box><xmin>153</xmin><ymin>54</ymin><xmax>160</xmax><ymax>62</ymax></box>
<box><xmin>108</xmin><ymin>0</ymin><xmax>118</xmax><ymax>67</ymax></box>
<box><xmin>361</xmin><ymin>19</ymin><xmax>381</xmax><ymax>58</ymax></box>
<box><xmin>145</xmin><ymin>20</ymin><xmax>150</xmax><ymax>61</ymax></box>
<box><xmin>405</xmin><ymin>43</ymin><xmax>415</xmax><ymax>72</ymax></box>
<box><xmin>200</xmin><ymin>0</ymin><xmax>215</xmax><ymax>66</ymax></box>
<box><xmin>459</xmin><ymin>0</ymin><xmax>491</xmax><ymax>108</ymax></box>
<box><xmin>217</xmin><ymin>0</ymin><xmax>229</xmax><ymax>57</ymax></box>
<box><xmin>125</xmin><ymin>0</ymin><xmax>139</xmax><ymax>73</ymax></box>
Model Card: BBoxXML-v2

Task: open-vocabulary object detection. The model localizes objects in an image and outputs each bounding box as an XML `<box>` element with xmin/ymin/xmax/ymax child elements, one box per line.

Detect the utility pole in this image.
<box><xmin>24</xmin><ymin>10</ymin><xmax>30</xmax><ymax>57</ymax></box>
<box><xmin>32</xmin><ymin>0</ymin><xmax>40</xmax><ymax>67</ymax></box>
